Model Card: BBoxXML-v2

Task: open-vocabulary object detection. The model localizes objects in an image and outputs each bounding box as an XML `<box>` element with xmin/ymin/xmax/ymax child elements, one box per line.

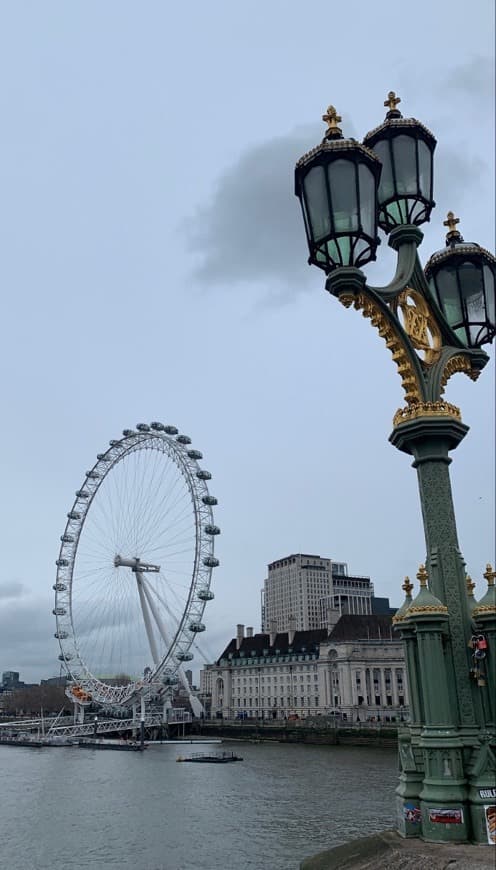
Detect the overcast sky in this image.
<box><xmin>0</xmin><ymin>1</ymin><xmax>494</xmax><ymax>684</ymax></box>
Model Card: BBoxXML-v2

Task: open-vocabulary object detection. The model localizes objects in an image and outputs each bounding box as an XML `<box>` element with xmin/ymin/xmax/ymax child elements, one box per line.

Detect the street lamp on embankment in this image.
<box><xmin>294</xmin><ymin>92</ymin><xmax>496</xmax><ymax>846</ymax></box>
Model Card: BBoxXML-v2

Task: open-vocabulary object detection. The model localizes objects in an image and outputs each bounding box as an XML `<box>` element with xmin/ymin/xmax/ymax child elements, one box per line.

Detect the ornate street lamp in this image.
<box><xmin>425</xmin><ymin>212</ymin><xmax>496</xmax><ymax>347</ymax></box>
<box><xmin>295</xmin><ymin>93</ymin><xmax>495</xmax><ymax>847</ymax></box>
<box><xmin>363</xmin><ymin>92</ymin><xmax>436</xmax><ymax>232</ymax></box>
<box><xmin>295</xmin><ymin>106</ymin><xmax>382</xmax><ymax>271</ymax></box>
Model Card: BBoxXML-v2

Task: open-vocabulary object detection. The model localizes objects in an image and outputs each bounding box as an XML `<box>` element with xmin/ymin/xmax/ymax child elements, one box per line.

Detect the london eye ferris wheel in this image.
<box><xmin>53</xmin><ymin>422</ymin><xmax>219</xmax><ymax>707</ymax></box>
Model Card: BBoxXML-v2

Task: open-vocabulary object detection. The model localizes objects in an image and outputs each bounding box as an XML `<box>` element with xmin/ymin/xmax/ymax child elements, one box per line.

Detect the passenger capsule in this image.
<box><xmin>164</xmin><ymin>425</ymin><xmax>178</xmax><ymax>435</ymax></box>
<box><xmin>109</xmin><ymin>440</ymin><xmax>120</xmax><ymax>447</ymax></box>
<box><xmin>176</xmin><ymin>651</ymin><xmax>194</xmax><ymax>662</ymax></box>
<box><xmin>203</xmin><ymin>556</ymin><xmax>219</xmax><ymax>567</ymax></box>
<box><xmin>198</xmin><ymin>589</ymin><xmax>215</xmax><ymax>601</ymax></box>
<box><xmin>187</xmin><ymin>449</ymin><xmax>203</xmax><ymax>460</ymax></box>
<box><xmin>176</xmin><ymin>435</ymin><xmax>191</xmax><ymax>445</ymax></box>
<box><xmin>60</xmin><ymin>534</ymin><xmax>74</xmax><ymax>543</ymax></box>
<box><xmin>202</xmin><ymin>495</ymin><xmax>218</xmax><ymax>506</ymax></box>
<box><xmin>58</xmin><ymin>653</ymin><xmax>73</xmax><ymax>661</ymax></box>
<box><xmin>53</xmin><ymin>607</ymin><xmax>67</xmax><ymax>616</ymax></box>
<box><xmin>122</xmin><ymin>429</ymin><xmax>135</xmax><ymax>437</ymax></box>
<box><xmin>54</xmin><ymin>630</ymin><xmax>69</xmax><ymax>639</ymax></box>
<box><xmin>189</xmin><ymin>622</ymin><xmax>206</xmax><ymax>633</ymax></box>
<box><xmin>86</xmin><ymin>471</ymin><xmax>100</xmax><ymax>479</ymax></box>
<box><xmin>136</xmin><ymin>423</ymin><xmax>151</xmax><ymax>432</ymax></box>
<box><xmin>150</xmin><ymin>422</ymin><xmax>165</xmax><ymax>431</ymax></box>
<box><xmin>56</xmin><ymin>559</ymin><xmax>69</xmax><ymax>567</ymax></box>
<box><xmin>75</xmin><ymin>490</ymin><xmax>90</xmax><ymax>499</ymax></box>
<box><xmin>97</xmin><ymin>453</ymin><xmax>110</xmax><ymax>461</ymax></box>
<box><xmin>204</xmin><ymin>525</ymin><xmax>220</xmax><ymax>536</ymax></box>
<box><xmin>196</xmin><ymin>470</ymin><xmax>212</xmax><ymax>480</ymax></box>
<box><xmin>67</xmin><ymin>511</ymin><xmax>81</xmax><ymax>520</ymax></box>
<box><xmin>53</xmin><ymin>583</ymin><xmax>67</xmax><ymax>592</ymax></box>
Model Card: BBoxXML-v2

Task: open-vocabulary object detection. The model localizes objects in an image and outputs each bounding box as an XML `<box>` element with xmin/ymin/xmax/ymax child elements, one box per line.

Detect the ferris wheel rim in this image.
<box><xmin>53</xmin><ymin>424</ymin><xmax>219</xmax><ymax>706</ymax></box>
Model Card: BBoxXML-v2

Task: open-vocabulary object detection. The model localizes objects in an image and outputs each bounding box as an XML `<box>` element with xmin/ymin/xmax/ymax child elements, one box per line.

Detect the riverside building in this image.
<box><xmin>200</xmin><ymin>614</ymin><xmax>408</xmax><ymax>722</ymax></box>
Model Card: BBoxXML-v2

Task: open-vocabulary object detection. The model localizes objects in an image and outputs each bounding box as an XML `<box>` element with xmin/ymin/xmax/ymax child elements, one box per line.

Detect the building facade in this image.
<box><xmin>200</xmin><ymin>615</ymin><xmax>408</xmax><ymax>723</ymax></box>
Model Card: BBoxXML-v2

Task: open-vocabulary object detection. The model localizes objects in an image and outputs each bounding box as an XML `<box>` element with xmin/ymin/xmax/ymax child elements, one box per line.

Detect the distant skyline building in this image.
<box><xmin>261</xmin><ymin>554</ymin><xmax>382</xmax><ymax>634</ymax></box>
<box><xmin>1</xmin><ymin>671</ymin><xmax>21</xmax><ymax>690</ymax></box>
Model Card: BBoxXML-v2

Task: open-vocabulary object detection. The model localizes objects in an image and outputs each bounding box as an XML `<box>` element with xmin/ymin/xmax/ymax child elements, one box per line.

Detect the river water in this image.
<box><xmin>1</xmin><ymin>742</ymin><xmax>397</xmax><ymax>870</ymax></box>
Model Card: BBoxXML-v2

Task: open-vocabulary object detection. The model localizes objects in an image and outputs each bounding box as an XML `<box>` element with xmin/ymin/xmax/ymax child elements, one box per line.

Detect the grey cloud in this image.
<box><xmin>186</xmin><ymin>124</ymin><xmax>336</xmax><ymax>295</ymax></box>
<box><xmin>0</xmin><ymin>597</ymin><xmax>58</xmax><ymax>678</ymax></box>
<box><xmin>0</xmin><ymin>580</ymin><xmax>25</xmax><ymax>600</ymax></box>
<box><xmin>434</xmin><ymin>144</ymin><xmax>488</xmax><ymax>211</ymax></box>
<box><xmin>444</xmin><ymin>55</ymin><xmax>494</xmax><ymax>99</ymax></box>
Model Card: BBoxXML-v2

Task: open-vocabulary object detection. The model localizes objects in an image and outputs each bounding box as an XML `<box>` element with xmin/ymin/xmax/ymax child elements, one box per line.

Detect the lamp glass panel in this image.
<box><xmin>303</xmin><ymin>165</ymin><xmax>330</xmax><ymax>243</ymax></box>
<box><xmin>432</xmin><ymin>266</ymin><xmax>463</xmax><ymax>326</ymax></box>
<box><xmin>373</xmin><ymin>140</ymin><xmax>394</xmax><ymax>203</ymax></box>
<box><xmin>383</xmin><ymin>199</ymin><xmax>409</xmax><ymax>227</ymax></box>
<box><xmin>417</xmin><ymin>139</ymin><xmax>432</xmax><ymax>199</ymax></box>
<box><xmin>326</xmin><ymin>237</ymin><xmax>351</xmax><ymax>267</ymax></box>
<box><xmin>392</xmin><ymin>135</ymin><xmax>417</xmax><ymax>194</ymax></box>
<box><xmin>358</xmin><ymin>163</ymin><xmax>375</xmax><ymax>237</ymax></box>
<box><xmin>459</xmin><ymin>261</ymin><xmax>485</xmax><ymax>321</ymax></box>
<box><xmin>328</xmin><ymin>159</ymin><xmax>358</xmax><ymax>233</ymax></box>
<box><xmin>483</xmin><ymin>264</ymin><xmax>495</xmax><ymax>325</ymax></box>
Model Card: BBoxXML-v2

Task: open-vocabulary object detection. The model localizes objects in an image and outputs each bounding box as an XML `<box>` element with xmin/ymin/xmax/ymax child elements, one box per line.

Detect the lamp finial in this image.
<box><xmin>443</xmin><ymin>211</ymin><xmax>463</xmax><ymax>245</ymax></box>
<box><xmin>402</xmin><ymin>576</ymin><xmax>413</xmax><ymax>596</ymax></box>
<box><xmin>417</xmin><ymin>564</ymin><xmax>428</xmax><ymax>588</ymax></box>
<box><xmin>322</xmin><ymin>105</ymin><xmax>343</xmax><ymax>139</ymax></box>
<box><xmin>483</xmin><ymin>563</ymin><xmax>496</xmax><ymax>587</ymax></box>
<box><xmin>384</xmin><ymin>91</ymin><xmax>402</xmax><ymax>118</ymax></box>
<box><xmin>466</xmin><ymin>575</ymin><xmax>476</xmax><ymax>597</ymax></box>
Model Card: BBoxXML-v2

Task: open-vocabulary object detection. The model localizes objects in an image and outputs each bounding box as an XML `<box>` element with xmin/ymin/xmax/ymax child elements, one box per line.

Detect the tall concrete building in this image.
<box><xmin>262</xmin><ymin>554</ymin><xmax>332</xmax><ymax>632</ymax></box>
<box><xmin>261</xmin><ymin>554</ymin><xmax>375</xmax><ymax>633</ymax></box>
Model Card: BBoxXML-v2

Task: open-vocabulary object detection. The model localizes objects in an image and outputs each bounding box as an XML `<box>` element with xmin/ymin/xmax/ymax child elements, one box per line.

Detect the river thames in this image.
<box><xmin>1</xmin><ymin>742</ymin><xmax>397</xmax><ymax>869</ymax></box>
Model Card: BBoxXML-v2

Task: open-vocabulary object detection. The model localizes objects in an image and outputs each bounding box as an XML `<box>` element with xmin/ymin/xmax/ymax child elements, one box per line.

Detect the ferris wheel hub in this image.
<box><xmin>114</xmin><ymin>555</ymin><xmax>161</xmax><ymax>572</ymax></box>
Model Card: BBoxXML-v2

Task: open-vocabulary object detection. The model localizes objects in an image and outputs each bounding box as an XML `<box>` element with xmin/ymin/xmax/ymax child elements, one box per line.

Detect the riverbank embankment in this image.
<box><xmin>195</xmin><ymin>720</ymin><xmax>397</xmax><ymax>747</ymax></box>
<box><xmin>300</xmin><ymin>830</ymin><xmax>495</xmax><ymax>869</ymax></box>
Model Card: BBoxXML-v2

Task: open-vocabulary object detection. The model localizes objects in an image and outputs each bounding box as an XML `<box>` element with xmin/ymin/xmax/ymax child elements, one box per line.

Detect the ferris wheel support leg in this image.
<box><xmin>135</xmin><ymin>571</ymin><xmax>160</xmax><ymax>666</ymax></box>
<box><xmin>142</xmin><ymin>579</ymin><xmax>204</xmax><ymax>719</ymax></box>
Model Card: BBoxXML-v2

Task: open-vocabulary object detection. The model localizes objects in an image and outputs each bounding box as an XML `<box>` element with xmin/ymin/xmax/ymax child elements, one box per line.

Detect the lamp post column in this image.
<box><xmin>390</xmin><ymin>415</ymin><xmax>483</xmax><ymax>736</ymax></box>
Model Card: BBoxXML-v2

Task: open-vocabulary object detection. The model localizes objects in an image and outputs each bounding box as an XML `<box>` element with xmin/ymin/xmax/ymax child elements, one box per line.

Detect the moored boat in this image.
<box><xmin>176</xmin><ymin>751</ymin><xmax>242</xmax><ymax>763</ymax></box>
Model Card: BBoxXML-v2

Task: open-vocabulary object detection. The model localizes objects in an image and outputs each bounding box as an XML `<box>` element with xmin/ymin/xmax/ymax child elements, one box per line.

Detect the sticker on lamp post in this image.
<box><xmin>484</xmin><ymin>806</ymin><xmax>496</xmax><ymax>845</ymax></box>
<box><xmin>403</xmin><ymin>803</ymin><xmax>421</xmax><ymax>824</ymax></box>
<box><xmin>428</xmin><ymin>808</ymin><xmax>464</xmax><ymax>825</ymax></box>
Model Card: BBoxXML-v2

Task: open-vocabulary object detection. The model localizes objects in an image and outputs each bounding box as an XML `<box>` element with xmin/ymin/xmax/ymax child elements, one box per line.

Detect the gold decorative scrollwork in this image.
<box><xmin>407</xmin><ymin>604</ymin><xmax>449</xmax><ymax>615</ymax></box>
<box><xmin>394</xmin><ymin>288</ymin><xmax>442</xmax><ymax>366</ymax></box>
<box><xmin>393</xmin><ymin>401</ymin><xmax>462</xmax><ymax>427</ymax></box>
<box><xmin>440</xmin><ymin>355</ymin><xmax>480</xmax><ymax>395</ymax></box>
<box><xmin>339</xmin><ymin>291</ymin><xmax>422</xmax><ymax>404</ymax></box>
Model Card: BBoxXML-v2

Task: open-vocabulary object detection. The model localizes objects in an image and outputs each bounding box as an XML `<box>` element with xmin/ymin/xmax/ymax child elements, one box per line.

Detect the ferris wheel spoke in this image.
<box><xmin>139</xmin><ymin>498</ymin><xmax>193</xmax><ymax>555</ymax></box>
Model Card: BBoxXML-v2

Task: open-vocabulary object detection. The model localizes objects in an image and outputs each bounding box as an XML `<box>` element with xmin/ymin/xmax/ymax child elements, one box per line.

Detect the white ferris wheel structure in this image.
<box><xmin>53</xmin><ymin>422</ymin><xmax>219</xmax><ymax>713</ymax></box>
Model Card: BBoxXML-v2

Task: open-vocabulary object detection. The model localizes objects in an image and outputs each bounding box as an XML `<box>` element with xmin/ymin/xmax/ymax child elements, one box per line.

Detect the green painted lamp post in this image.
<box><xmin>295</xmin><ymin>93</ymin><xmax>496</xmax><ymax>845</ymax></box>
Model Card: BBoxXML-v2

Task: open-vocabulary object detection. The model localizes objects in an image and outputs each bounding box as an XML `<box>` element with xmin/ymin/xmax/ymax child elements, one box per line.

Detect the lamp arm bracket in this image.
<box><xmin>338</xmin><ymin>283</ymin><xmax>427</xmax><ymax>405</ymax></box>
<box><xmin>425</xmin><ymin>346</ymin><xmax>489</xmax><ymax>402</ymax></box>
<box><xmin>368</xmin><ymin>241</ymin><xmax>419</xmax><ymax>302</ymax></box>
